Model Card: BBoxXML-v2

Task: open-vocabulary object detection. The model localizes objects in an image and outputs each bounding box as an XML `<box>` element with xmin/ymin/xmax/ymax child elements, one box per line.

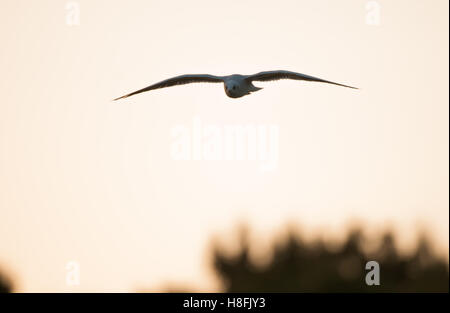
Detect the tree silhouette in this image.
<box><xmin>0</xmin><ymin>271</ymin><xmax>12</xmax><ymax>293</ymax></box>
<box><xmin>212</xmin><ymin>226</ymin><xmax>449</xmax><ymax>292</ymax></box>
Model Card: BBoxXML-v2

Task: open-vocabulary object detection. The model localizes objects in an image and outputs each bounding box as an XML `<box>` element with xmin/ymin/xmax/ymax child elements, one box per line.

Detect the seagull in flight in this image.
<box><xmin>114</xmin><ymin>70</ymin><xmax>357</xmax><ymax>100</ymax></box>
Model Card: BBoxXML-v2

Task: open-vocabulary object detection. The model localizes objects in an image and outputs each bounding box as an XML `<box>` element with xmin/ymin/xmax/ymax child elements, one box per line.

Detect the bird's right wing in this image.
<box><xmin>114</xmin><ymin>74</ymin><xmax>224</xmax><ymax>100</ymax></box>
<box><xmin>245</xmin><ymin>70</ymin><xmax>358</xmax><ymax>89</ymax></box>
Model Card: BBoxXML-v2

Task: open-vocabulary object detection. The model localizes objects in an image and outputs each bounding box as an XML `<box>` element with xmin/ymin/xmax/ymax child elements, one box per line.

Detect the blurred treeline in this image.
<box><xmin>0</xmin><ymin>271</ymin><xmax>11</xmax><ymax>293</ymax></box>
<box><xmin>212</xmin><ymin>226</ymin><xmax>449</xmax><ymax>292</ymax></box>
<box><xmin>1</xmin><ymin>224</ymin><xmax>448</xmax><ymax>293</ymax></box>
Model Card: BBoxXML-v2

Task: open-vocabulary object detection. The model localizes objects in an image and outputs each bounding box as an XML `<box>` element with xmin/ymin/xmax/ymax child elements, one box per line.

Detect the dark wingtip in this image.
<box><xmin>113</xmin><ymin>95</ymin><xmax>127</xmax><ymax>101</ymax></box>
<box><xmin>339</xmin><ymin>83</ymin><xmax>358</xmax><ymax>90</ymax></box>
<box><xmin>322</xmin><ymin>79</ymin><xmax>358</xmax><ymax>90</ymax></box>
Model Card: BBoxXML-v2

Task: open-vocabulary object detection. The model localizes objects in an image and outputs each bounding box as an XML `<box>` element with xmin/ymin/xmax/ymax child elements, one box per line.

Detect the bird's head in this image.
<box><xmin>224</xmin><ymin>82</ymin><xmax>242</xmax><ymax>98</ymax></box>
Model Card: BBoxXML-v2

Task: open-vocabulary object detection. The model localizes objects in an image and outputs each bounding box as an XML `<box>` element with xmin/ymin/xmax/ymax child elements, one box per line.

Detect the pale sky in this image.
<box><xmin>0</xmin><ymin>0</ymin><xmax>448</xmax><ymax>292</ymax></box>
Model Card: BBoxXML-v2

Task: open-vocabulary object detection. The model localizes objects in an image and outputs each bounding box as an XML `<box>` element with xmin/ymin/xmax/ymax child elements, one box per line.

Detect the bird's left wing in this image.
<box><xmin>245</xmin><ymin>70</ymin><xmax>358</xmax><ymax>89</ymax></box>
<box><xmin>114</xmin><ymin>74</ymin><xmax>225</xmax><ymax>100</ymax></box>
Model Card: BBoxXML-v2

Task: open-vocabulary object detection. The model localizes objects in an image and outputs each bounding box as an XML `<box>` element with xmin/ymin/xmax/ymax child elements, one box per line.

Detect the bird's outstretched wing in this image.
<box><xmin>245</xmin><ymin>70</ymin><xmax>358</xmax><ymax>89</ymax></box>
<box><xmin>114</xmin><ymin>74</ymin><xmax>224</xmax><ymax>100</ymax></box>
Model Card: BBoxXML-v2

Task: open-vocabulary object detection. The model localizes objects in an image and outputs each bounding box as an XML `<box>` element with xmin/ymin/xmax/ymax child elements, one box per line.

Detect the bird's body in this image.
<box><xmin>114</xmin><ymin>70</ymin><xmax>357</xmax><ymax>100</ymax></box>
<box><xmin>223</xmin><ymin>74</ymin><xmax>263</xmax><ymax>98</ymax></box>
